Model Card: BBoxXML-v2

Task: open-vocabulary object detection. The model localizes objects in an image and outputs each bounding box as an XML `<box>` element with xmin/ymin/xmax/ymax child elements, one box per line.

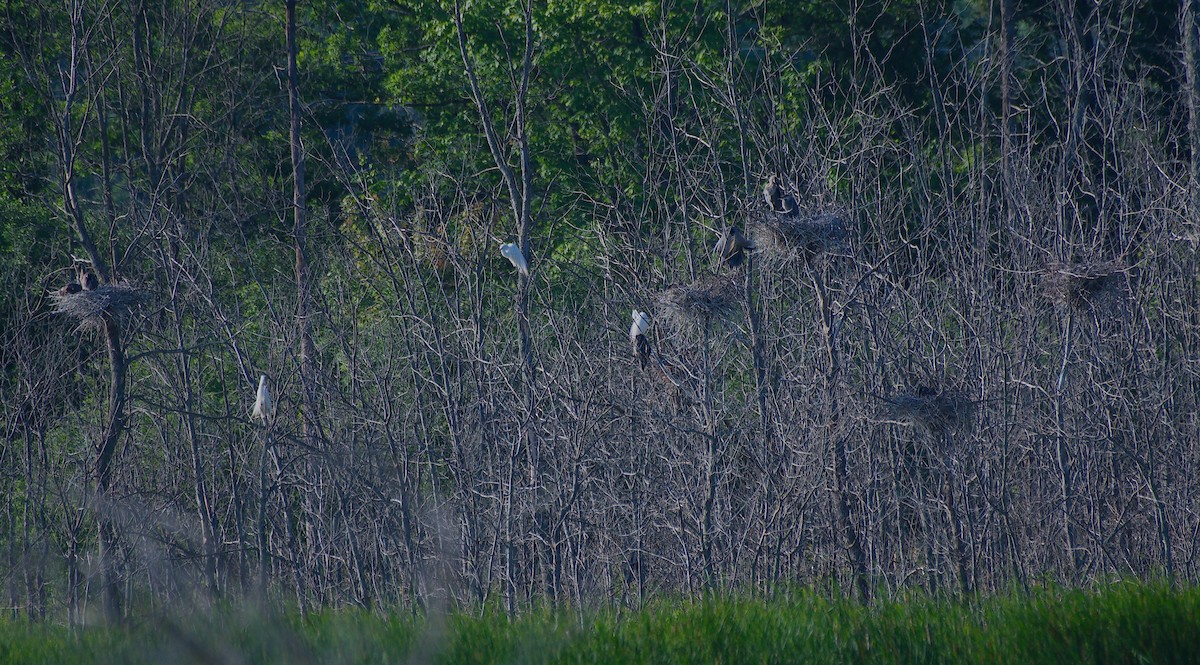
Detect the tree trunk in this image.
<box><xmin>1055</xmin><ymin>310</ymin><xmax>1081</xmax><ymax>578</ymax></box>
<box><xmin>286</xmin><ymin>0</ymin><xmax>319</xmax><ymax>607</ymax></box>
<box><xmin>96</xmin><ymin>314</ymin><xmax>127</xmax><ymax>622</ymax></box>
<box><xmin>999</xmin><ymin>0</ymin><xmax>1015</xmax><ymax>197</ymax></box>
<box><xmin>811</xmin><ymin>268</ymin><xmax>870</xmax><ymax>602</ymax></box>
<box><xmin>1183</xmin><ymin>0</ymin><xmax>1200</xmax><ymax>216</ymax></box>
<box><xmin>61</xmin><ymin>68</ymin><xmax>128</xmax><ymax>619</ymax></box>
<box><xmin>453</xmin><ymin>0</ymin><xmax>541</xmax><ymax>605</ymax></box>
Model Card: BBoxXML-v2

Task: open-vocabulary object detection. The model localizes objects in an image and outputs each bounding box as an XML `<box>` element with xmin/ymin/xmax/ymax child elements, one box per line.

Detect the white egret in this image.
<box><xmin>499</xmin><ymin>242</ymin><xmax>530</xmax><ymax>277</ymax></box>
<box><xmin>630</xmin><ymin>309</ymin><xmax>651</xmax><ymax>369</ymax></box>
<box><xmin>252</xmin><ymin>374</ymin><xmax>273</xmax><ymax>423</ymax></box>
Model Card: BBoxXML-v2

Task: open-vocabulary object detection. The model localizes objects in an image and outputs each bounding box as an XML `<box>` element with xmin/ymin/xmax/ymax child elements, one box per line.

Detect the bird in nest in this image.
<box><xmin>55</xmin><ymin>279</ymin><xmax>82</xmax><ymax>296</ymax></box>
<box><xmin>763</xmin><ymin>174</ymin><xmax>797</xmax><ymax>215</ymax></box>
<box><xmin>79</xmin><ymin>269</ymin><xmax>99</xmax><ymax>291</ymax></box>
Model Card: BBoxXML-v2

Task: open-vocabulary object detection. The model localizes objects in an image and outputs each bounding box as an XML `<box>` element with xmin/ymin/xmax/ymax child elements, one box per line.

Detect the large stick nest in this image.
<box><xmin>882</xmin><ymin>387</ymin><xmax>975</xmax><ymax>439</ymax></box>
<box><xmin>654</xmin><ymin>273</ymin><xmax>742</xmax><ymax>332</ymax></box>
<box><xmin>750</xmin><ymin>211</ymin><xmax>848</xmax><ymax>261</ymax></box>
<box><xmin>51</xmin><ymin>283</ymin><xmax>150</xmax><ymax>328</ymax></box>
<box><xmin>1039</xmin><ymin>260</ymin><xmax>1126</xmax><ymax>311</ymax></box>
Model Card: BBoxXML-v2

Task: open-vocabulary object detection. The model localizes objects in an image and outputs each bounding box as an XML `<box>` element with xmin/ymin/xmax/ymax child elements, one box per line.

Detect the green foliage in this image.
<box><xmin>3</xmin><ymin>582</ymin><xmax>1198</xmax><ymax>664</ymax></box>
<box><xmin>0</xmin><ymin>196</ymin><xmax>55</xmax><ymax>280</ymax></box>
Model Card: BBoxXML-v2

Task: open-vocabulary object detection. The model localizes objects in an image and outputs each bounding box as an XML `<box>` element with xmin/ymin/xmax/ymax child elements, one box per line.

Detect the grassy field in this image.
<box><xmin>2</xmin><ymin>582</ymin><xmax>1198</xmax><ymax>664</ymax></box>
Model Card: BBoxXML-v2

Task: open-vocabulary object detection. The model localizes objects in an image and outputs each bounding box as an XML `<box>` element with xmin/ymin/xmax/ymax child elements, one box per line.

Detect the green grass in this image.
<box><xmin>2</xmin><ymin>582</ymin><xmax>1198</xmax><ymax>664</ymax></box>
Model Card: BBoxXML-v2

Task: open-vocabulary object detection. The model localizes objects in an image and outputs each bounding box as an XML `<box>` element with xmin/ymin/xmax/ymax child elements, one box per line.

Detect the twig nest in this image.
<box><xmin>653</xmin><ymin>273</ymin><xmax>742</xmax><ymax>332</ymax></box>
<box><xmin>750</xmin><ymin>211</ymin><xmax>848</xmax><ymax>262</ymax></box>
<box><xmin>51</xmin><ymin>282</ymin><xmax>150</xmax><ymax>328</ymax></box>
<box><xmin>1040</xmin><ymin>260</ymin><xmax>1126</xmax><ymax>311</ymax></box>
<box><xmin>883</xmin><ymin>386</ymin><xmax>975</xmax><ymax>439</ymax></box>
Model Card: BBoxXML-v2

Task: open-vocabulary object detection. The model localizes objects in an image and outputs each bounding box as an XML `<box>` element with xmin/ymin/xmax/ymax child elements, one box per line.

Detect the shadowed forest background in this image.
<box><xmin>2</xmin><ymin>0</ymin><xmax>1200</xmax><ymax>624</ymax></box>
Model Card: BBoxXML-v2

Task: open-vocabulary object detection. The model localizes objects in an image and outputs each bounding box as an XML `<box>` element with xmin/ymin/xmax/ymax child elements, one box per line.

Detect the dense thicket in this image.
<box><xmin>2</xmin><ymin>0</ymin><xmax>1198</xmax><ymax>621</ymax></box>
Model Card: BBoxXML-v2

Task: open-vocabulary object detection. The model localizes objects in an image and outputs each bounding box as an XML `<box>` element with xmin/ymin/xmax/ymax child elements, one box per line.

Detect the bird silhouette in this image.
<box><xmin>499</xmin><ymin>242</ymin><xmax>530</xmax><ymax>277</ymax></box>
<box><xmin>714</xmin><ymin>226</ymin><xmax>755</xmax><ymax>269</ymax></box>
<box><xmin>56</xmin><ymin>281</ymin><xmax>82</xmax><ymax>296</ymax></box>
<box><xmin>630</xmin><ymin>309</ymin><xmax>651</xmax><ymax>370</ymax></box>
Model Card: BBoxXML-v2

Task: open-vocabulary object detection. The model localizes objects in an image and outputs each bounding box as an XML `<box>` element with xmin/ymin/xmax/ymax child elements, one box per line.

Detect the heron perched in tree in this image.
<box><xmin>763</xmin><ymin>174</ymin><xmax>797</xmax><ymax>215</ymax></box>
<box><xmin>252</xmin><ymin>374</ymin><xmax>273</xmax><ymax>423</ymax></box>
<box><xmin>499</xmin><ymin>242</ymin><xmax>529</xmax><ymax>277</ymax></box>
<box><xmin>630</xmin><ymin>309</ymin><xmax>651</xmax><ymax>369</ymax></box>
<box><xmin>714</xmin><ymin>226</ymin><xmax>754</xmax><ymax>269</ymax></box>
<box><xmin>79</xmin><ymin>270</ymin><xmax>99</xmax><ymax>291</ymax></box>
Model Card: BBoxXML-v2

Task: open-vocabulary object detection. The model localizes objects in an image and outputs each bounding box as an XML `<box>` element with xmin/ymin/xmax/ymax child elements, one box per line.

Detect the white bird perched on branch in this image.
<box><xmin>252</xmin><ymin>374</ymin><xmax>273</xmax><ymax>423</ymax></box>
<box><xmin>499</xmin><ymin>242</ymin><xmax>529</xmax><ymax>277</ymax></box>
<box><xmin>630</xmin><ymin>309</ymin><xmax>651</xmax><ymax>370</ymax></box>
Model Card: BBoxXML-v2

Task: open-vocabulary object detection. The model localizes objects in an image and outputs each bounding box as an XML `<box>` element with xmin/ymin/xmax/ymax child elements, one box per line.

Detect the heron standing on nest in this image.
<box><xmin>763</xmin><ymin>174</ymin><xmax>797</xmax><ymax>215</ymax></box>
<box><xmin>80</xmin><ymin>270</ymin><xmax>99</xmax><ymax>291</ymax></box>
<box><xmin>499</xmin><ymin>242</ymin><xmax>529</xmax><ymax>277</ymax></box>
<box><xmin>252</xmin><ymin>375</ymin><xmax>273</xmax><ymax>423</ymax></box>
<box><xmin>714</xmin><ymin>226</ymin><xmax>754</xmax><ymax>269</ymax></box>
<box><xmin>630</xmin><ymin>309</ymin><xmax>651</xmax><ymax>369</ymax></box>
